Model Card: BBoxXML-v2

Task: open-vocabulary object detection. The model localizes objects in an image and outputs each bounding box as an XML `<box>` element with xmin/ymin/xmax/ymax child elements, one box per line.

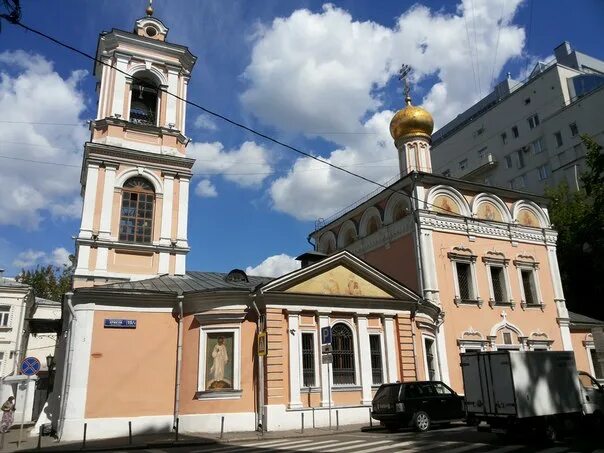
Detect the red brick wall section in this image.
<box><xmin>397</xmin><ymin>314</ymin><xmax>417</xmax><ymax>381</ymax></box>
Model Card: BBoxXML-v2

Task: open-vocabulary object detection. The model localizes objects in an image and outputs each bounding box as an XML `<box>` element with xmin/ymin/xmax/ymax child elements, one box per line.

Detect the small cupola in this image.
<box><xmin>296</xmin><ymin>251</ymin><xmax>327</xmax><ymax>269</ymax></box>
<box><xmin>225</xmin><ymin>269</ymin><xmax>249</xmax><ymax>283</ymax></box>
<box><xmin>134</xmin><ymin>5</ymin><xmax>169</xmax><ymax>42</ymax></box>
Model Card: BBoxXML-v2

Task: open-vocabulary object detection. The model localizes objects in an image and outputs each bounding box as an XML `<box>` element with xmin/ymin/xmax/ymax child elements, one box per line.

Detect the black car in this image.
<box><xmin>371</xmin><ymin>381</ymin><xmax>465</xmax><ymax>432</ymax></box>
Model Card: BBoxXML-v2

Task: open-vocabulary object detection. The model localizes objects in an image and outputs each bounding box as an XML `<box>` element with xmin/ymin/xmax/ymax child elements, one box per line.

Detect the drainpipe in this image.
<box><xmin>173</xmin><ymin>293</ymin><xmax>184</xmax><ymax>430</ymax></box>
<box><xmin>411</xmin><ymin>173</ymin><xmax>425</xmax><ymax>297</ymax></box>
<box><xmin>250</xmin><ymin>294</ymin><xmax>264</xmax><ymax>431</ymax></box>
<box><xmin>58</xmin><ymin>292</ymin><xmax>75</xmax><ymax>439</ymax></box>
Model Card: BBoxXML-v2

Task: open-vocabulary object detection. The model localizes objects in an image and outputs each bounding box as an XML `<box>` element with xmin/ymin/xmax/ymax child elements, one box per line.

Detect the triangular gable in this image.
<box><xmin>260</xmin><ymin>250</ymin><xmax>419</xmax><ymax>301</ymax></box>
<box><xmin>285</xmin><ymin>264</ymin><xmax>393</xmax><ymax>298</ymax></box>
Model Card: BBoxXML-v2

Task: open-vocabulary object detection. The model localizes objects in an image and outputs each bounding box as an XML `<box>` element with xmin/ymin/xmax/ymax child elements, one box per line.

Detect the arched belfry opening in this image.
<box><xmin>130</xmin><ymin>72</ymin><xmax>160</xmax><ymax>126</ymax></box>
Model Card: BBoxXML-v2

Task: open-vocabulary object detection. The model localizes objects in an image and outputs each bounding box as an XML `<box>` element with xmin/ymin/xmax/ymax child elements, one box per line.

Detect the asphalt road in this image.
<box><xmin>115</xmin><ymin>424</ymin><xmax>604</xmax><ymax>453</ymax></box>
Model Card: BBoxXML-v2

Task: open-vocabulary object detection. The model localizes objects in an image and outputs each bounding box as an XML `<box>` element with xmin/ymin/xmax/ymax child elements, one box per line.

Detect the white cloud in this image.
<box><xmin>245</xmin><ymin>253</ymin><xmax>300</xmax><ymax>278</ymax></box>
<box><xmin>12</xmin><ymin>247</ymin><xmax>71</xmax><ymax>268</ymax></box>
<box><xmin>194</xmin><ymin>113</ymin><xmax>218</xmax><ymax>131</ymax></box>
<box><xmin>241</xmin><ymin>1</ymin><xmax>525</xmax><ymax>220</ymax></box>
<box><xmin>0</xmin><ymin>51</ymin><xmax>88</xmax><ymax>228</ymax></box>
<box><xmin>195</xmin><ymin>179</ymin><xmax>218</xmax><ymax>198</ymax></box>
<box><xmin>188</xmin><ymin>140</ymin><xmax>272</xmax><ymax>189</ymax></box>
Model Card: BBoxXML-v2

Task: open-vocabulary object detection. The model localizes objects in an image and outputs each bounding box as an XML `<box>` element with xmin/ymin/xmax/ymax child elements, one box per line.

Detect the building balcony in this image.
<box><xmin>461</xmin><ymin>152</ymin><xmax>498</xmax><ymax>181</ymax></box>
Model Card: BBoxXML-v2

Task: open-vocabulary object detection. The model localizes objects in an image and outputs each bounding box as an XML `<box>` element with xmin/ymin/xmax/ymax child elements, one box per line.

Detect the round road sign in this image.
<box><xmin>20</xmin><ymin>357</ymin><xmax>41</xmax><ymax>376</ymax></box>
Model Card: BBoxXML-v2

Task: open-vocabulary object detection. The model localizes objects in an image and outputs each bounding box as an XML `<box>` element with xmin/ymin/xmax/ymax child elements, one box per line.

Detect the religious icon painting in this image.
<box><xmin>205</xmin><ymin>332</ymin><xmax>234</xmax><ymax>390</ymax></box>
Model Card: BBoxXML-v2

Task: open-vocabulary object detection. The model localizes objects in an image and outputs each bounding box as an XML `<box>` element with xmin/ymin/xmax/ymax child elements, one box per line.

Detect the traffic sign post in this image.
<box><xmin>320</xmin><ymin>326</ymin><xmax>333</xmax><ymax>429</ymax></box>
<box><xmin>18</xmin><ymin>357</ymin><xmax>40</xmax><ymax>448</ymax></box>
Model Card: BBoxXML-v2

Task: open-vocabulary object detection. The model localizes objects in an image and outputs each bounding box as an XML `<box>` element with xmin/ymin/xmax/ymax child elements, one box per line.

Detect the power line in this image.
<box><xmin>4</xmin><ymin>19</ymin><xmax>548</xmax><ymax>238</ymax></box>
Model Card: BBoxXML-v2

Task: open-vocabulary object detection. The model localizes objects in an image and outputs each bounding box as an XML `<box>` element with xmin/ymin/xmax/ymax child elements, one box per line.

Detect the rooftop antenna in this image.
<box><xmin>146</xmin><ymin>0</ymin><xmax>153</xmax><ymax>16</ymax></box>
<box><xmin>398</xmin><ymin>64</ymin><xmax>413</xmax><ymax>105</ymax></box>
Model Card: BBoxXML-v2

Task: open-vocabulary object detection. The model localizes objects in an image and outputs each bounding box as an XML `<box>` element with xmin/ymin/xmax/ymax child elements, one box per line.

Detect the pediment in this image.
<box><xmin>285</xmin><ymin>264</ymin><xmax>393</xmax><ymax>298</ymax></box>
<box><xmin>260</xmin><ymin>251</ymin><xmax>418</xmax><ymax>301</ymax></box>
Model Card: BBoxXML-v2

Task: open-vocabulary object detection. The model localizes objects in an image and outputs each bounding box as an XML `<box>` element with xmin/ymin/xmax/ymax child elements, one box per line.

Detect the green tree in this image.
<box><xmin>546</xmin><ymin>135</ymin><xmax>604</xmax><ymax>320</ymax></box>
<box><xmin>16</xmin><ymin>255</ymin><xmax>74</xmax><ymax>302</ymax></box>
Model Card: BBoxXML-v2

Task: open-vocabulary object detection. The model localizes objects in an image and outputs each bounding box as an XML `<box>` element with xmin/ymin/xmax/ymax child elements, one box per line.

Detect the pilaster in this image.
<box><xmin>160</xmin><ymin>174</ymin><xmax>174</xmax><ymax>245</ymax></box>
<box><xmin>356</xmin><ymin>315</ymin><xmax>372</xmax><ymax>405</ymax></box>
<box><xmin>383</xmin><ymin>316</ymin><xmax>399</xmax><ymax>383</ymax></box>
<box><xmin>176</xmin><ymin>177</ymin><xmax>190</xmax><ymax>247</ymax></box>
<box><xmin>79</xmin><ymin>163</ymin><xmax>100</xmax><ymax>239</ymax></box>
<box><xmin>318</xmin><ymin>313</ymin><xmax>333</xmax><ymax>407</ymax></box>
<box><xmin>98</xmin><ymin>164</ymin><xmax>117</xmax><ymax>239</ymax></box>
<box><xmin>287</xmin><ymin>312</ymin><xmax>302</xmax><ymax>409</ymax></box>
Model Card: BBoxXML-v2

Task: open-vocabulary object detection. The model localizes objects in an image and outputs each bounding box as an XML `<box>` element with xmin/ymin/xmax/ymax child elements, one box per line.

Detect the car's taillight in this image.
<box><xmin>396</xmin><ymin>403</ymin><xmax>405</xmax><ymax>412</ymax></box>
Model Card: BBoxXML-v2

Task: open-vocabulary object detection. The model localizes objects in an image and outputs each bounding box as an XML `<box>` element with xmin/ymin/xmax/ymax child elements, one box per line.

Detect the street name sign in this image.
<box><xmin>104</xmin><ymin>319</ymin><xmax>137</xmax><ymax>329</ymax></box>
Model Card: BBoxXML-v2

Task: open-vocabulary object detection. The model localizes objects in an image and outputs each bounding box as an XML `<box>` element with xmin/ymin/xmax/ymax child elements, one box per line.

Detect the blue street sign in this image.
<box><xmin>104</xmin><ymin>319</ymin><xmax>137</xmax><ymax>329</ymax></box>
<box><xmin>20</xmin><ymin>357</ymin><xmax>41</xmax><ymax>376</ymax></box>
<box><xmin>321</xmin><ymin>326</ymin><xmax>332</xmax><ymax>345</ymax></box>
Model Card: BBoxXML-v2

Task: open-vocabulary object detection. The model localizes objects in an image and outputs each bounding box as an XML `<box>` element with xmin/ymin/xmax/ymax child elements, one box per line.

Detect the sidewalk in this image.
<box><xmin>1</xmin><ymin>423</ymin><xmax>371</xmax><ymax>452</ymax></box>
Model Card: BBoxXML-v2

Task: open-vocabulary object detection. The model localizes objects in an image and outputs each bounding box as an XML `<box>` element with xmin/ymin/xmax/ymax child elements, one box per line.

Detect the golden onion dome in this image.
<box><xmin>389</xmin><ymin>96</ymin><xmax>434</xmax><ymax>141</ymax></box>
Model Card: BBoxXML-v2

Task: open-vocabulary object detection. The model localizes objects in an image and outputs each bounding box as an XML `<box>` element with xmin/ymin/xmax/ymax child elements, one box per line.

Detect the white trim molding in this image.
<box><xmin>197</xmin><ymin>326</ymin><xmax>241</xmax><ymax>400</ymax></box>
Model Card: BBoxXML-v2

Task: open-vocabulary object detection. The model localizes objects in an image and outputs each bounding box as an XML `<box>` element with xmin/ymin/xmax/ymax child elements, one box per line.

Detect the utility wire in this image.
<box><xmin>4</xmin><ymin>19</ymin><xmax>549</xmax><ymax>238</ymax></box>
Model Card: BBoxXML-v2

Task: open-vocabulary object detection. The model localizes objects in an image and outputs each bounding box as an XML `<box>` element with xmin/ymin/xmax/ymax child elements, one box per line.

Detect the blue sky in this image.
<box><xmin>0</xmin><ymin>0</ymin><xmax>602</xmax><ymax>277</ymax></box>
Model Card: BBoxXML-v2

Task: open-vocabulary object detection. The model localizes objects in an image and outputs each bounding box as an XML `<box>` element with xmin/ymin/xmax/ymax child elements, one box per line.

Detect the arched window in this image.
<box><xmin>119</xmin><ymin>177</ymin><xmax>155</xmax><ymax>243</ymax></box>
<box><xmin>130</xmin><ymin>73</ymin><xmax>159</xmax><ymax>126</ymax></box>
<box><xmin>332</xmin><ymin>323</ymin><xmax>355</xmax><ymax>385</ymax></box>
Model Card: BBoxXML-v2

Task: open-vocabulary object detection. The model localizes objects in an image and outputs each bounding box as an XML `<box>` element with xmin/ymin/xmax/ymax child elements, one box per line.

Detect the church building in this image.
<box><xmin>45</xmin><ymin>6</ymin><xmax>600</xmax><ymax>442</ymax></box>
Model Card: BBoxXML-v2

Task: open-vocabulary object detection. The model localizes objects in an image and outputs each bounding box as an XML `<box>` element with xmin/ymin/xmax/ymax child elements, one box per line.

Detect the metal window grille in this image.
<box><xmin>490</xmin><ymin>266</ymin><xmax>506</xmax><ymax>302</ymax></box>
<box><xmin>503</xmin><ymin>332</ymin><xmax>512</xmax><ymax>345</ymax></box>
<box><xmin>369</xmin><ymin>335</ymin><xmax>383</xmax><ymax>385</ymax></box>
<box><xmin>119</xmin><ymin>177</ymin><xmax>155</xmax><ymax>243</ymax></box>
<box><xmin>521</xmin><ymin>269</ymin><xmax>538</xmax><ymax>305</ymax></box>
<box><xmin>590</xmin><ymin>349</ymin><xmax>603</xmax><ymax>380</ymax></box>
<box><xmin>301</xmin><ymin>333</ymin><xmax>315</xmax><ymax>387</ymax></box>
<box><xmin>456</xmin><ymin>262</ymin><xmax>472</xmax><ymax>300</ymax></box>
<box><xmin>130</xmin><ymin>83</ymin><xmax>158</xmax><ymax>126</ymax></box>
<box><xmin>332</xmin><ymin>324</ymin><xmax>355</xmax><ymax>385</ymax></box>
<box><xmin>425</xmin><ymin>338</ymin><xmax>436</xmax><ymax>380</ymax></box>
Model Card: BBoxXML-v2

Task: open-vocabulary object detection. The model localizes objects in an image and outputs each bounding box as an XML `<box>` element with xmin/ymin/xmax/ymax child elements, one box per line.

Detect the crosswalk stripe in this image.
<box><xmin>444</xmin><ymin>443</ymin><xmax>486</xmax><ymax>453</ymax></box>
<box><xmin>293</xmin><ymin>440</ymin><xmax>345</xmax><ymax>451</ymax></box>
<box><xmin>323</xmin><ymin>440</ymin><xmax>366</xmax><ymax>451</ymax></box>
<box><xmin>195</xmin><ymin>438</ymin><xmax>312</xmax><ymax>453</ymax></box>
<box><xmin>487</xmin><ymin>446</ymin><xmax>524</xmax><ymax>453</ymax></box>
<box><xmin>353</xmin><ymin>439</ymin><xmax>415</xmax><ymax>453</ymax></box>
<box><xmin>241</xmin><ymin>438</ymin><xmax>311</xmax><ymax>448</ymax></box>
<box><xmin>534</xmin><ymin>448</ymin><xmax>568</xmax><ymax>453</ymax></box>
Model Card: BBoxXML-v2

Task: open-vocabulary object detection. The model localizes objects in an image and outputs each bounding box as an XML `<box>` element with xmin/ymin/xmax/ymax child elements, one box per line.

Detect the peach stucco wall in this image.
<box><xmin>179</xmin><ymin>315</ymin><xmax>257</xmax><ymax>415</ymax></box>
<box><xmin>86</xmin><ymin>311</ymin><xmax>177</xmax><ymax>418</ymax></box>
<box><xmin>571</xmin><ymin>329</ymin><xmax>593</xmax><ymax>374</ymax></box>
<box><xmin>430</xmin><ymin>230</ymin><xmax>564</xmax><ymax>392</ymax></box>
<box><xmin>363</xmin><ymin>233</ymin><xmax>419</xmax><ymax>292</ymax></box>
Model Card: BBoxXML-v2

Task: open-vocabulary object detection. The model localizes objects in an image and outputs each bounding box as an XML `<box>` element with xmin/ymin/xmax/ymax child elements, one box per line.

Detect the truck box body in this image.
<box><xmin>461</xmin><ymin>351</ymin><xmax>583</xmax><ymax>419</ymax></box>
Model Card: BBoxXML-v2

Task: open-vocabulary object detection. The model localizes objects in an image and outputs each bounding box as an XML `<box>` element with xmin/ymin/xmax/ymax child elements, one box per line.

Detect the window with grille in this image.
<box><xmin>455</xmin><ymin>262</ymin><xmax>473</xmax><ymax>300</ymax></box>
<box><xmin>489</xmin><ymin>266</ymin><xmax>507</xmax><ymax>303</ymax></box>
<box><xmin>301</xmin><ymin>333</ymin><xmax>316</xmax><ymax>387</ymax></box>
<box><xmin>119</xmin><ymin>177</ymin><xmax>155</xmax><ymax>243</ymax></box>
<box><xmin>521</xmin><ymin>269</ymin><xmax>538</xmax><ymax>305</ymax></box>
<box><xmin>369</xmin><ymin>335</ymin><xmax>383</xmax><ymax>385</ymax></box>
<box><xmin>0</xmin><ymin>306</ymin><xmax>10</xmax><ymax>327</ymax></box>
<box><xmin>332</xmin><ymin>323</ymin><xmax>355</xmax><ymax>385</ymax></box>
<box><xmin>424</xmin><ymin>338</ymin><xmax>437</xmax><ymax>380</ymax></box>
<box><xmin>590</xmin><ymin>349</ymin><xmax>603</xmax><ymax>380</ymax></box>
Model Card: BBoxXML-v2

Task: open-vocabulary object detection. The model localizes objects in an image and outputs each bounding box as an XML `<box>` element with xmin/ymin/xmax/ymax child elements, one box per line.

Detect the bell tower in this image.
<box><xmin>73</xmin><ymin>6</ymin><xmax>197</xmax><ymax>287</ymax></box>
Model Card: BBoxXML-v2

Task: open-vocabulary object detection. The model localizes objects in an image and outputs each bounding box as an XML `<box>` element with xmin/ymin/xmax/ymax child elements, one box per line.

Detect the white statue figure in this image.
<box><xmin>209</xmin><ymin>336</ymin><xmax>229</xmax><ymax>384</ymax></box>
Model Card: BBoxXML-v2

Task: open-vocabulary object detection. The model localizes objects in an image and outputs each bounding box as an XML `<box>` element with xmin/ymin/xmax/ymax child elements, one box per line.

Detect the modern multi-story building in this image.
<box><xmin>431</xmin><ymin>42</ymin><xmax>604</xmax><ymax>194</ymax></box>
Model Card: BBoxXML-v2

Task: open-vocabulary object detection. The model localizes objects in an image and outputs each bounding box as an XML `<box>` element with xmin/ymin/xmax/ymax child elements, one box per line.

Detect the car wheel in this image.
<box><xmin>414</xmin><ymin>411</ymin><xmax>431</xmax><ymax>432</ymax></box>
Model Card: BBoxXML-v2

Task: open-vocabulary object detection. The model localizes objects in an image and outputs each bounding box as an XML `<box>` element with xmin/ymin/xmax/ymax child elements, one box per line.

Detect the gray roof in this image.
<box><xmin>0</xmin><ymin>277</ymin><xmax>29</xmax><ymax>288</ymax></box>
<box><xmin>35</xmin><ymin>297</ymin><xmax>61</xmax><ymax>306</ymax></box>
<box><xmin>86</xmin><ymin>271</ymin><xmax>274</xmax><ymax>295</ymax></box>
<box><xmin>569</xmin><ymin>311</ymin><xmax>604</xmax><ymax>326</ymax></box>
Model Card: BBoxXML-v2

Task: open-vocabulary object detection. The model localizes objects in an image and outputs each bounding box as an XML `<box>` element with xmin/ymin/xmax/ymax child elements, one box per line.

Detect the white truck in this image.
<box><xmin>460</xmin><ymin>350</ymin><xmax>603</xmax><ymax>441</ymax></box>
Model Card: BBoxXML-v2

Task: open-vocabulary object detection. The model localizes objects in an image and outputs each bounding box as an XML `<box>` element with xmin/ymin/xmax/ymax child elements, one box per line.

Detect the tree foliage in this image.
<box><xmin>546</xmin><ymin>135</ymin><xmax>604</xmax><ymax>320</ymax></box>
<box><xmin>15</xmin><ymin>255</ymin><xmax>74</xmax><ymax>302</ymax></box>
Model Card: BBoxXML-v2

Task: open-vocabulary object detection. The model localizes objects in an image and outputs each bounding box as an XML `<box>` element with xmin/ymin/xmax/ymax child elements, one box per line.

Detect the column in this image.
<box><xmin>95</xmin><ymin>247</ymin><xmax>108</xmax><ymax>273</ymax></box>
<box><xmin>176</xmin><ymin>177</ymin><xmax>190</xmax><ymax>247</ymax></box>
<box><xmin>288</xmin><ymin>312</ymin><xmax>302</xmax><ymax>409</ymax></box>
<box><xmin>79</xmin><ymin>163</ymin><xmax>99</xmax><ymax>239</ymax></box>
<box><xmin>435</xmin><ymin>320</ymin><xmax>451</xmax><ymax>385</ymax></box>
<box><xmin>111</xmin><ymin>55</ymin><xmax>129</xmax><ymax>118</ymax></box>
<box><xmin>383</xmin><ymin>316</ymin><xmax>399</xmax><ymax>383</ymax></box>
<box><xmin>165</xmin><ymin>66</ymin><xmax>179</xmax><ymax>127</ymax></box>
<box><xmin>98</xmin><ymin>164</ymin><xmax>117</xmax><ymax>239</ymax></box>
<box><xmin>356</xmin><ymin>316</ymin><xmax>373</xmax><ymax>405</ymax></box>
<box><xmin>160</xmin><ymin>174</ymin><xmax>174</xmax><ymax>245</ymax></box>
<box><xmin>546</xmin><ymin>245</ymin><xmax>572</xmax><ymax>350</ymax></box>
<box><xmin>318</xmin><ymin>313</ymin><xmax>332</xmax><ymax>407</ymax></box>
<box><xmin>180</xmin><ymin>77</ymin><xmax>189</xmax><ymax>133</ymax></box>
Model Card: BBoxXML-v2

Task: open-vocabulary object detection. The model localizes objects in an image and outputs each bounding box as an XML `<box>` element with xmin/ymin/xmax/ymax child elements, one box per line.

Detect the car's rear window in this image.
<box><xmin>374</xmin><ymin>384</ymin><xmax>400</xmax><ymax>402</ymax></box>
